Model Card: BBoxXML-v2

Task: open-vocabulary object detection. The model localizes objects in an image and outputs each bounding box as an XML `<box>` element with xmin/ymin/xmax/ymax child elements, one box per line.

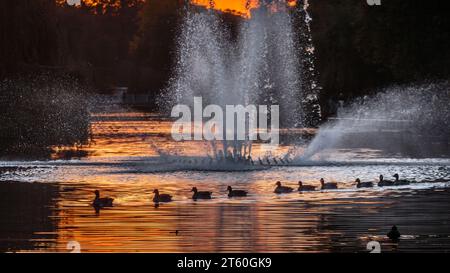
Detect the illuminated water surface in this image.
<box><xmin>1</xmin><ymin>111</ymin><xmax>450</xmax><ymax>253</ymax></box>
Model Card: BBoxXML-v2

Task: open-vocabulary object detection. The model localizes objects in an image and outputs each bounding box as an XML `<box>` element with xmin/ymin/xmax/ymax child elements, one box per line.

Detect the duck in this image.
<box><xmin>320</xmin><ymin>178</ymin><xmax>338</xmax><ymax>190</ymax></box>
<box><xmin>298</xmin><ymin>181</ymin><xmax>316</xmax><ymax>192</ymax></box>
<box><xmin>259</xmin><ymin>158</ymin><xmax>264</xmax><ymax>165</ymax></box>
<box><xmin>170</xmin><ymin>230</ymin><xmax>179</xmax><ymax>236</ymax></box>
<box><xmin>153</xmin><ymin>189</ymin><xmax>173</xmax><ymax>203</ymax></box>
<box><xmin>227</xmin><ymin>186</ymin><xmax>248</xmax><ymax>197</ymax></box>
<box><xmin>393</xmin><ymin>173</ymin><xmax>410</xmax><ymax>186</ymax></box>
<box><xmin>247</xmin><ymin>155</ymin><xmax>254</xmax><ymax>165</ymax></box>
<box><xmin>92</xmin><ymin>190</ymin><xmax>114</xmax><ymax>208</ymax></box>
<box><xmin>355</xmin><ymin>178</ymin><xmax>373</xmax><ymax>188</ymax></box>
<box><xmin>191</xmin><ymin>187</ymin><xmax>212</xmax><ymax>200</ymax></box>
<box><xmin>377</xmin><ymin>174</ymin><xmax>395</xmax><ymax>187</ymax></box>
<box><xmin>274</xmin><ymin>181</ymin><xmax>294</xmax><ymax>194</ymax></box>
<box><xmin>387</xmin><ymin>225</ymin><xmax>401</xmax><ymax>241</ymax></box>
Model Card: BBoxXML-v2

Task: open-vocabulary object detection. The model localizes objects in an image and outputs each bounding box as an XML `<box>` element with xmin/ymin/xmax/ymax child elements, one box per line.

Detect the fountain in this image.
<box><xmin>296</xmin><ymin>82</ymin><xmax>450</xmax><ymax>162</ymax></box>
<box><xmin>147</xmin><ymin>1</ymin><xmax>449</xmax><ymax>171</ymax></box>
<box><xmin>156</xmin><ymin>0</ymin><xmax>318</xmax><ymax>169</ymax></box>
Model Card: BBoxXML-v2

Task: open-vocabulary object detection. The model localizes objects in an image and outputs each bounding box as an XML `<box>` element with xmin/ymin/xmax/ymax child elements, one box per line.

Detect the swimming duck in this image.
<box><xmin>355</xmin><ymin>178</ymin><xmax>373</xmax><ymax>188</ymax></box>
<box><xmin>92</xmin><ymin>190</ymin><xmax>114</xmax><ymax>208</ymax></box>
<box><xmin>387</xmin><ymin>225</ymin><xmax>401</xmax><ymax>241</ymax></box>
<box><xmin>259</xmin><ymin>158</ymin><xmax>264</xmax><ymax>165</ymax></box>
<box><xmin>191</xmin><ymin>187</ymin><xmax>212</xmax><ymax>200</ymax></box>
<box><xmin>274</xmin><ymin>181</ymin><xmax>294</xmax><ymax>194</ymax></box>
<box><xmin>247</xmin><ymin>155</ymin><xmax>254</xmax><ymax>165</ymax></box>
<box><xmin>227</xmin><ymin>186</ymin><xmax>248</xmax><ymax>197</ymax></box>
<box><xmin>298</xmin><ymin>181</ymin><xmax>316</xmax><ymax>192</ymax></box>
<box><xmin>153</xmin><ymin>189</ymin><xmax>173</xmax><ymax>203</ymax></box>
<box><xmin>393</xmin><ymin>174</ymin><xmax>410</xmax><ymax>186</ymax></box>
<box><xmin>377</xmin><ymin>174</ymin><xmax>395</xmax><ymax>187</ymax></box>
<box><xmin>320</xmin><ymin>178</ymin><xmax>338</xmax><ymax>190</ymax></box>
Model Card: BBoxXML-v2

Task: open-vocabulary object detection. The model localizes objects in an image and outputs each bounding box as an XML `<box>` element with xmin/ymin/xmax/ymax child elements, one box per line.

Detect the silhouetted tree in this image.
<box><xmin>308</xmin><ymin>0</ymin><xmax>450</xmax><ymax>114</ymax></box>
<box><xmin>130</xmin><ymin>0</ymin><xmax>187</xmax><ymax>95</ymax></box>
<box><xmin>0</xmin><ymin>0</ymin><xmax>58</xmax><ymax>76</ymax></box>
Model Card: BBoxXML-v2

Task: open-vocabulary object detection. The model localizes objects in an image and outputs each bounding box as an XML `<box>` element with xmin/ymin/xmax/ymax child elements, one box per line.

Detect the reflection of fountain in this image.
<box><xmin>158</xmin><ymin>2</ymin><xmax>311</xmax><ymax>166</ymax></box>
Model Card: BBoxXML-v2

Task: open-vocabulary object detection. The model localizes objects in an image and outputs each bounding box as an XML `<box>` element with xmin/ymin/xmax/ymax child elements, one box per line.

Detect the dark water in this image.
<box><xmin>1</xmin><ymin>181</ymin><xmax>450</xmax><ymax>253</ymax></box>
<box><xmin>1</xmin><ymin>111</ymin><xmax>450</xmax><ymax>253</ymax></box>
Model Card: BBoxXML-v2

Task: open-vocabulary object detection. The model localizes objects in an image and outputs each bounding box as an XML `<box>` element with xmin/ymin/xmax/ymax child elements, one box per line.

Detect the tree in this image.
<box><xmin>130</xmin><ymin>0</ymin><xmax>187</xmax><ymax>94</ymax></box>
<box><xmin>0</xmin><ymin>0</ymin><xmax>58</xmax><ymax>76</ymax></box>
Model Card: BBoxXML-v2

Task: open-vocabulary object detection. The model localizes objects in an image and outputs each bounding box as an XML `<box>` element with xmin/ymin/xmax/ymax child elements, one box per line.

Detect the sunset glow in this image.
<box><xmin>56</xmin><ymin>0</ymin><xmax>145</xmax><ymax>13</ymax></box>
<box><xmin>192</xmin><ymin>0</ymin><xmax>297</xmax><ymax>17</ymax></box>
<box><xmin>56</xmin><ymin>0</ymin><xmax>297</xmax><ymax>17</ymax></box>
<box><xmin>192</xmin><ymin>0</ymin><xmax>259</xmax><ymax>17</ymax></box>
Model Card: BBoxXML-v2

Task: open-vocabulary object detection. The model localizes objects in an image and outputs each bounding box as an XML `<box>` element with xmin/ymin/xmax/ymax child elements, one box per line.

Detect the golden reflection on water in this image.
<box><xmin>3</xmin><ymin>111</ymin><xmax>450</xmax><ymax>253</ymax></box>
<box><xmin>52</xmin><ymin>192</ymin><xmax>381</xmax><ymax>252</ymax></box>
<box><xmin>48</xmin><ymin>181</ymin><xmax>450</xmax><ymax>253</ymax></box>
<box><xmin>84</xmin><ymin>111</ymin><xmax>297</xmax><ymax>158</ymax></box>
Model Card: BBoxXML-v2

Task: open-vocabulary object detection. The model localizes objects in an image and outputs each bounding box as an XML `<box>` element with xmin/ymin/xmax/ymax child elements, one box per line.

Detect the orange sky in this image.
<box><xmin>193</xmin><ymin>0</ymin><xmax>297</xmax><ymax>17</ymax></box>
<box><xmin>57</xmin><ymin>0</ymin><xmax>297</xmax><ymax>17</ymax></box>
<box><xmin>193</xmin><ymin>0</ymin><xmax>259</xmax><ymax>16</ymax></box>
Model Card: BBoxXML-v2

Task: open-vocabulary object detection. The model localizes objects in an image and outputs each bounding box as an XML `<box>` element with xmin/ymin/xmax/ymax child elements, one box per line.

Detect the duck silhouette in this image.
<box><xmin>92</xmin><ymin>190</ymin><xmax>114</xmax><ymax>208</ymax></box>
<box><xmin>393</xmin><ymin>174</ymin><xmax>410</xmax><ymax>186</ymax></box>
<box><xmin>153</xmin><ymin>189</ymin><xmax>173</xmax><ymax>203</ymax></box>
<box><xmin>191</xmin><ymin>187</ymin><xmax>212</xmax><ymax>200</ymax></box>
<box><xmin>387</xmin><ymin>225</ymin><xmax>401</xmax><ymax>241</ymax></box>
<box><xmin>227</xmin><ymin>186</ymin><xmax>248</xmax><ymax>197</ymax></box>
<box><xmin>355</xmin><ymin>178</ymin><xmax>373</xmax><ymax>188</ymax></box>
<box><xmin>320</xmin><ymin>178</ymin><xmax>338</xmax><ymax>190</ymax></box>
<box><xmin>298</xmin><ymin>181</ymin><xmax>316</xmax><ymax>192</ymax></box>
<box><xmin>274</xmin><ymin>181</ymin><xmax>293</xmax><ymax>194</ymax></box>
<box><xmin>378</xmin><ymin>174</ymin><xmax>395</xmax><ymax>187</ymax></box>
<box><xmin>247</xmin><ymin>155</ymin><xmax>254</xmax><ymax>165</ymax></box>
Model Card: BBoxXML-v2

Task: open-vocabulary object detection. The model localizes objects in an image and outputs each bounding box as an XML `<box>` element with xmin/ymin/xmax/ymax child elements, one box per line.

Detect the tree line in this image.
<box><xmin>1</xmin><ymin>0</ymin><xmax>449</xmax><ymax>108</ymax></box>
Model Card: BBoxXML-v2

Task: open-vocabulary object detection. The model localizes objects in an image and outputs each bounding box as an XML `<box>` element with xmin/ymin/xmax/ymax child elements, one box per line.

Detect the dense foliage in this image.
<box><xmin>308</xmin><ymin>0</ymin><xmax>450</xmax><ymax>114</ymax></box>
<box><xmin>2</xmin><ymin>0</ymin><xmax>449</xmax><ymax>97</ymax></box>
